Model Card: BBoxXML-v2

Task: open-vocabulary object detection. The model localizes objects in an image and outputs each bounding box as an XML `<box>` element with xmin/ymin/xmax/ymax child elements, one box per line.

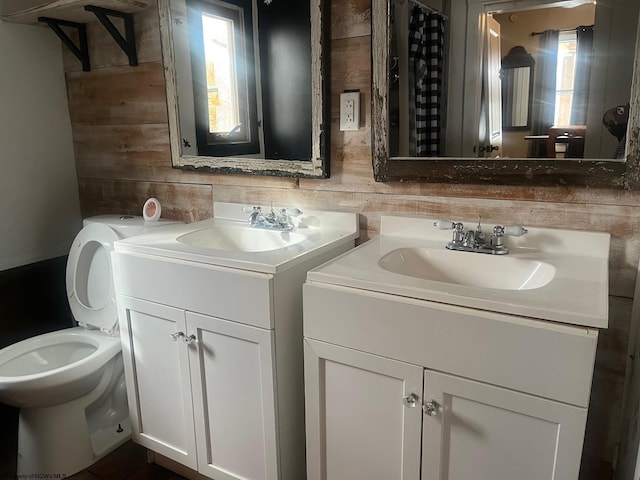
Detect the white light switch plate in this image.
<box><xmin>340</xmin><ymin>91</ymin><xmax>360</xmax><ymax>131</ymax></box>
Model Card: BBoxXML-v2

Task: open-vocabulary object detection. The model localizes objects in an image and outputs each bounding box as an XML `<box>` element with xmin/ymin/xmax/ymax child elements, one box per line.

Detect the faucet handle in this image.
<box><xmin>435</xmin><ymin>220</ymin><xmax>465</xmax><ymax>244</ymax></box>
<box><xmin>493</xmin><ymin>225</ymin><xmax>528</xmax><ymax>239</ymax></box>
<box><xmin>434</xmin><ymin>220</ymin><xmax>459</xmax><ymax>230</ymax></box>
<box><xmin>502</xmin><ymin>225</ymin><xmax>528</xmax><ymax>237</ymax></box>
<box><xmin>284</xmin><ymin>208</ymin><xmax>303</xmax><ymax>216</ymax></box>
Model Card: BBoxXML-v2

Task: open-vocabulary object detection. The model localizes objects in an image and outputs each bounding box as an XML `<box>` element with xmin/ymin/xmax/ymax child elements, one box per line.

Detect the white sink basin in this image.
<box><xmin>177</xmin><ymin>225</ymin><xmax>307</xmax><ymax>253</ymax></box>
<box><xmin>114</xmin><ymin>203</ymin><xmax>359</xmax><ymax>274</ymax></box>
<box><xmin>306</xmin><ymin>216</ymin><xmax>610</xmax><ymax>328</ymax></box>
<box><xmin>379</xmin><ymin>247</ymin><xmax>555</xmax><ymax>290</ymax></box>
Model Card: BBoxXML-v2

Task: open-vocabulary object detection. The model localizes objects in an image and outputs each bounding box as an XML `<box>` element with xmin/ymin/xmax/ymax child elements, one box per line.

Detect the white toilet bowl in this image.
<box><xmin>0</xmin><ymin>215</ymin><xmax>180</xmax><ymax>477</ymax></box>
<box><xmin>0</xmin><ymin>327</ymin><xmax>121</xmax><ymax>408</ymax></box>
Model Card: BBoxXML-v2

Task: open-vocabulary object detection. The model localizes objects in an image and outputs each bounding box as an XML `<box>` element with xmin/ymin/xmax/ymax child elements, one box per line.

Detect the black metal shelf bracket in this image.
<box><xmin>37</xmin><ymin>17</ymin><xmax>90</xmax><ymax>71</ymax></box>
<box><xmin>84</xmin><ymin>5</ymin><xmax>138</xmax><ymax>66</ymax></box>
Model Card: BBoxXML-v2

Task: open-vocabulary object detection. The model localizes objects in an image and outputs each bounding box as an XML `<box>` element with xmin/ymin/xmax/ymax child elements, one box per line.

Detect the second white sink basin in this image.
<box><xmin>379</xmin><ymin>247</ymin><xmax>555</xmax><ymax>290</ymax></box>
<box><xmin>306</xmin><ymin>215</ymin><xmax>611</xmax><ymax>328</ymax></box>
<box><xmin>177</xmin><ymin>225</ymin><xmax>307</xmax><ymax>253</ymax></box>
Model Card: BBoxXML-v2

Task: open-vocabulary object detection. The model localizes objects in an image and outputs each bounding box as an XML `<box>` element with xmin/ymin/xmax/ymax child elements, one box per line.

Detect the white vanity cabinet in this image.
<box><xmin>303</xmin><ymin>283</ymin><xmax>599</xmax><ymax>480</ymax></box>
<box><xmin>111</xmin><ymin>204</ymin><xmax>359</xmax><ymax>480</ymax></box>
<box><xmin>116</xmin><ymin>297</ymin><xmax>198</xmax><ymax>470</ymax></box>
<box><xmin>117</xmin><ymin>295</ymin><xmax>277</xmax><ymax>479</ymax></box>
<box><xmin>420</xmin><ymin>370</ymin><xmax>586</xmax><ymax>480</ymax></box>
<box><xmin>304</xmin><ymin>338</ymin><xmax>424</xmax><ymax>480</ymax></box>
<box><xmin>302</xmin><ymin>216</ymin><xmax>609</xmax><ymax>480</ymax></box>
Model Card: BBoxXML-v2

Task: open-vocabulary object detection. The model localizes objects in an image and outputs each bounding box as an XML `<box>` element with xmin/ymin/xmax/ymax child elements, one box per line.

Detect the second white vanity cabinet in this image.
<box><xmin>303</xmin><ymin>285</ymin><xmax>596</xmax><ymax>480</ymax></box>
<box><xmin>302</xmin><ymin>216</ymin><xmax>609</xmax><ymax>480</ymax></box>
<box><xmin>305</xmin><ymin>336</ymin><xmax>588</xmax><ymax>480</ymax></box>
<box><xmin>111</xmin><ymin>203</ymin><xmax>359</xmax><ymax>480</ymax></box>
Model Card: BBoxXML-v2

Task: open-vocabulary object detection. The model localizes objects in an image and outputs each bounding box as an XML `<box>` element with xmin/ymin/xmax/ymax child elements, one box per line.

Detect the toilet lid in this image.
<box><xmin>66</xmin><ymin>223</ymin><xmax>120</xmax><ymax>333</ymax></box>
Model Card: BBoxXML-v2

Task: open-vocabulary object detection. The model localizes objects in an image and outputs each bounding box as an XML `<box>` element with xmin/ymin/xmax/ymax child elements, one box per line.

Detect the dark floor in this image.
<box><xmin>0</xmin><ymin>424</ymin><xmax>185</xmax><ymax>480</ymax></box>
<box><xmin>66</xmin><ymin>441</ymin><xmax>186</xmax><ymax>480</ymax></box>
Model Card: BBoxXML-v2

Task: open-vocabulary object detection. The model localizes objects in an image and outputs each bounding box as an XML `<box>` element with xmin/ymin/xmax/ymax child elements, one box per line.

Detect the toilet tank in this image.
<box><xmin>83</xmin><ymin>215</ymin><xmax>182</xmax><ymax>240</ymax></box>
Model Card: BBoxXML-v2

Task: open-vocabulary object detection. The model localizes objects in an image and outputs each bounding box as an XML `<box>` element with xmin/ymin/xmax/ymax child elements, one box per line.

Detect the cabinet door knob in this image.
<box><xmin>402</xmin><ymin>393</ymin><xmax>419</xmax><ymax>407</ymax></box>
<box><xmin>183</xmin><ymin>334</ymin><xmax>197</xmax><ymax>345</ymax></box>
<box><xmin>423</xmin><ymin>400</ymin><xmax>440</xmax><ymax>417</ymax></box>
<box><xmin>170</xmin><ymin>331</ymin><xmax>185</xmax><ymax>341</ymax></box>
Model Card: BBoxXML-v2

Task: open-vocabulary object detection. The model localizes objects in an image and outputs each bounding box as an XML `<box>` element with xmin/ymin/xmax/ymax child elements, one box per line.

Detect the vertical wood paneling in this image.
<box><xmin>65</xmin><ymin>2</ymin><xmax>640</xmax><ymax>476</ymax></box>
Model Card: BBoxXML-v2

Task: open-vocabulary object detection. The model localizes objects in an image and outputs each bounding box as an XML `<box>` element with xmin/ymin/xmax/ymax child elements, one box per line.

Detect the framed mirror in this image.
<box><xmin>501</xmin><ymin>46</ymin><xmax>534</xmax><ymax>130</ymax></box>
<box><xmin>159</xmin><ymin>0</ymin><xmax>328</xmax><ymax>178</ymax></box>
<box><xmin>372</xmin><ymin>0</ymin><xmax>640</xmax><ymax>188</ymax></box>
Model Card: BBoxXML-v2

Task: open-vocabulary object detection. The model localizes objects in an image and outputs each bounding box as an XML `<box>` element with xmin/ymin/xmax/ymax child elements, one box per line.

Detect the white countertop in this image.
<box><xmin>306</xmin><ymin>216</ymin><xmax>610</xmax><ymax>329</ymax></box>
<box><xmin>114</xmin><ymin>203</ymin><xmax>359</xmax><ymax>274</ymax></box>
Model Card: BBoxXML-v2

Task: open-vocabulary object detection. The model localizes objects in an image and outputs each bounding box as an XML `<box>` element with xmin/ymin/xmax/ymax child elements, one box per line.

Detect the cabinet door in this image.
<box><xmin>422</xmin><ymin>370</ymin><xmax>588</xmax><ymax>480</ymax></box>
<box><xmin>304</xmin><ymin>338</ymin><xmax>424</xmax><ymax>480</ymax></box>
<box><xmin>116</xmin><ymin>295</ymin><xmax>197</xmax><ymax>470</ymax></box>
<box><xmin>186</xmin><ymin>312</ymin><xmax>278</xmax><ymax>480</ymax></box>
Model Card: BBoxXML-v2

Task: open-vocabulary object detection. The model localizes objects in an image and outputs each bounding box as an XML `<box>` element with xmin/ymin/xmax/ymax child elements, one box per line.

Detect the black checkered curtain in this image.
<box><xmin>408</xmin><ymin>6</ymin><xmax>445</xmax><ymax>156</ymax></box>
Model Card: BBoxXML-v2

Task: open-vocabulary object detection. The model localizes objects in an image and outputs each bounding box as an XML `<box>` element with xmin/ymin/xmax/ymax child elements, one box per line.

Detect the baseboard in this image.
<box><xmin>148</xmin><ymin>450</ymin><xmax>210</xmax><ymax>480</ymax></box>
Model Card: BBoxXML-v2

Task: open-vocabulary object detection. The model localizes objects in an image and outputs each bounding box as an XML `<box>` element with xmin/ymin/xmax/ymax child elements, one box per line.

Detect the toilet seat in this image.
<box><xmin>0</xmin><ymin>327</ymin><xmax>122</xmax><ymax>408</ymax></box>
<box><xmin>66</xmin><ymin>223</ymin><xmax>120</xmax><ymax>334</ymax></box>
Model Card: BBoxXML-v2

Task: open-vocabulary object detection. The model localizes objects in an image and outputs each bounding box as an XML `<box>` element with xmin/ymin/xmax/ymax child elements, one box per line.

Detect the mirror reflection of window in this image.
<box><xmin>202</xmin><ymin>13</ymin><xmax>240</xmax><ymax>135</ymax></box>
<box><xmin>189</xmin><ymin>0</ymin><xmax>261</xmax><ymax>156</ymax></box>
<box><xmin>554</xmin><ymin>29</ymin><xmax>577</xmax><ymax>125</ymax></box>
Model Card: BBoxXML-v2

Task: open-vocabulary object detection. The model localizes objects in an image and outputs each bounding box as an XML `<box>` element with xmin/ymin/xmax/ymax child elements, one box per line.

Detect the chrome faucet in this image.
<box><xmin>247</xmin><ymin>204</ymin><xmax>303</xmax><ymax>231</ymax></box>
<box><xmin>434</xmin><ymin>216</ymin><xmax>527</xmax><ymax>255</ymax></box>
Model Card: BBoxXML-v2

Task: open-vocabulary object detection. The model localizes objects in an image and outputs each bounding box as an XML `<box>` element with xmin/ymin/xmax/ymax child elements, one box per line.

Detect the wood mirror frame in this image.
<box><xmin>158</xmin><ymin>0</ymin><xmax>329</xmax><ymax>178</ymax></box>
<box><xmin>372</xmin><ymin>0</ymin><xmax>640</xmax><ymax>188</ymax></box>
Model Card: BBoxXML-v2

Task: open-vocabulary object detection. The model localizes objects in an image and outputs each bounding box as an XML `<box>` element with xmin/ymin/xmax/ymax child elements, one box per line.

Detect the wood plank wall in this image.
<box><xmin>63</xmin><ymin>1</ymin><xmax>640</xmax><ymax>477</ymax></box>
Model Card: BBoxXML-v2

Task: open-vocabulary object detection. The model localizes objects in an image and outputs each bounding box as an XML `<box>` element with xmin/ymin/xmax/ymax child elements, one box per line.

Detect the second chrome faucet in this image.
<box><xmin>434</xmin><ymin>216</ymin><xmax>528</xmax><ymax>255</ymax></box>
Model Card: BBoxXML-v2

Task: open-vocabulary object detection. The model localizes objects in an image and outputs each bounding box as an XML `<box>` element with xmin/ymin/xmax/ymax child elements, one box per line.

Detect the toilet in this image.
<box><xmin>0</xmin><ymin>214</ymin><xmax>180</xmax><ymax>477</ymax></box>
